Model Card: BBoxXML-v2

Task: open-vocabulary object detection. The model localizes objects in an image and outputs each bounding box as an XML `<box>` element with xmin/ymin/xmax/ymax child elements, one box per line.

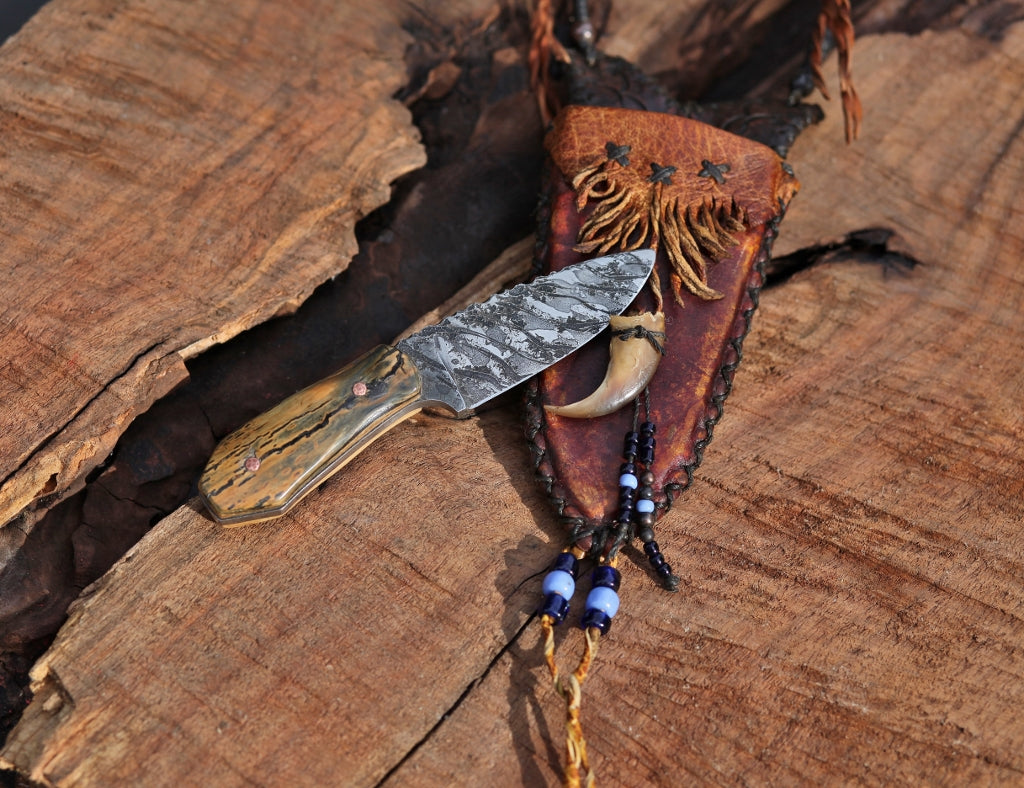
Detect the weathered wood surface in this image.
<box><xmin>0</xmin><ymin>0</ymin><xmax>549</xmax><ymax>732</ymax></box>
<box><xmin>0</xmin><ymin>0</ymin><xmax>428</xmax><ymax>532</ymax></box>
<box><xmin>5</xmin><ymin>2</ymin><xmax>1024</xmax><ymax>788</ymax></box>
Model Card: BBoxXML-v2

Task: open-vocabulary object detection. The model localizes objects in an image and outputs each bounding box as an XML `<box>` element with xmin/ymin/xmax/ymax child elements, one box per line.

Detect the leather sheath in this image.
<box><xmin>527</xmin><ymin>106</ymin><xmax>798</xmax><ymax>554</ymax></box>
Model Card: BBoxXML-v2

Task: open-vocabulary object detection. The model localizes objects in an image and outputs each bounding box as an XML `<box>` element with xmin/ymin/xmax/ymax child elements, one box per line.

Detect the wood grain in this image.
<box><xmin>5</xmin><ymin>7</ymin><xmax>1024</xmax><ymax>788</ymax></box>
<box><xmin>3</xmin><ymin>410</ymin><xmax>549</xmax><ymax>786</ymax></box>
<box><xmin>0</xmin><ymin>0</ymin><xmax>427</xmax><ymax>533</ymax></box>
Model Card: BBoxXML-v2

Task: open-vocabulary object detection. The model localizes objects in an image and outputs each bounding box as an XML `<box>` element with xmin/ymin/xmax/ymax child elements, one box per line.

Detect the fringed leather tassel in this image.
<box><xmin>811</xmin><ymin>0</ymin><xmax>862</xmax><ymax>142</ymax></box>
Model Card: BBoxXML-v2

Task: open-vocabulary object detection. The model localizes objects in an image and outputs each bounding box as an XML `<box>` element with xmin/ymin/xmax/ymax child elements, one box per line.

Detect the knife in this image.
<box><xmin>198</xmin><ymin>249</ymin><xmax>655</xmax><ymax>526</ymax></box>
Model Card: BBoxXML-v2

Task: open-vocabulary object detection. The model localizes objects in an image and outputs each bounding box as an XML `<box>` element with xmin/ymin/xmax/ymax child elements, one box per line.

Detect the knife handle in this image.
<box><xmin>199</xmin><ymin>345</ymin><xmax>424</xmax><ymax>526</ymax></box>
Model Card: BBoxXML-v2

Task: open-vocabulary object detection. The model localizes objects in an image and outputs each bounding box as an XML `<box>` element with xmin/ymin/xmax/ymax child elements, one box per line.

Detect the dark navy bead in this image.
<box><xmin>649</xmin><ymin>553</ymin><xmax>666</xmax><ymax>569</ymax></box>
<box><xmin>592</xmin><ymin>565</ymin><xmax>621</xmax><ymax>591</ymax></box>
<box><xmin>617</xmin><ymin>509</ymin><xmax>633</xmax><ymax>525</ymax></box>
<box><xmin>640</xmin><ymin>422</ymin><xmax>655</xmax><ymax>434</ymax></box>
<box><xmin>581</xmin><ymin>609</ymin><xmax>612</xmax><ymax>635</ymax></box>
<box><xmin>552</xmin><ymin>552</ymin><xmax>580</xmax><ymax>579</ymax></box>
<box><xmin>643</xmin><ymin>540</ymin><xmax>661</xmax><ymax>558</ymax></box>
<box><xmin>639</xmin><ymin>449</ymin><xmax>654</xmax><ymax>465</ymax></box>
<box><xmin>624</xmin><ymin>431</ymin><xmax>639</xmax><ymax>443</ymax></box>
<box><xmin>619</xmin><ymin>462</ymin><xmax>636</xmax><ymax>475</ymax></box>
<box><xmin>541</xmin><ymin>593</ymin><xmax>571</xmax><ymax>623</ymax></box>
<box><xmin>619</xmin><ymin>488</ymin><xmax>635</xmax><ymax>504</ymax></box>
<box><xmin>656</xmin><ymin>562</ymin><xmax>674</xmax><ymax>578</ymax></box>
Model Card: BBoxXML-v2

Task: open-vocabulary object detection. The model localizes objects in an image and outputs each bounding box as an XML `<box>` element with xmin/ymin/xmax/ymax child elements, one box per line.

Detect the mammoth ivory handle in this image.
<box><xmin>198</xmin><ymin>345</ymin><xmax>423</xmax><ymax>526</ymax></box>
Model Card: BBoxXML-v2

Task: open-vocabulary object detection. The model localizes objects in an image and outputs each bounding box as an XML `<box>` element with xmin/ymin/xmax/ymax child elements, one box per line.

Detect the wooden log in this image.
<box><xmin>7</xmin><ymin>4</ymin><xmax>1024</xmax><ymax>788</ymax></box>
<box><xmin>387</xmin><ymin>21</ymin><xmax>1024</xmax><ymax>786</ymax></box>
<box><xmin>0</xmin><ymin>0</ymin><xmax>556</xmax><ymax>723</ymax></box>
<box><xmin>0</xmin><ymin>0</ymin><xmax>430</xmax><ymax>533</ymax></box>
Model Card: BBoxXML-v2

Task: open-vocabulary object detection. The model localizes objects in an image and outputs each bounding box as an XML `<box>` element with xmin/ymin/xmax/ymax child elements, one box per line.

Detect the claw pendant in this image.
<box><xmin>545</xmin><ymin>310</ymin><xmax>665</xmax><ymax>418</ymax></box>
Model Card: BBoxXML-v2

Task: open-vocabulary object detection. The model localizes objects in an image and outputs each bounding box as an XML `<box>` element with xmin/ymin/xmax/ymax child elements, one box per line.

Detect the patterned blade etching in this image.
<box><xmin>397</xmin><ymin>250</ymin><xmax>655</xmax><ymax>414</ymax></box>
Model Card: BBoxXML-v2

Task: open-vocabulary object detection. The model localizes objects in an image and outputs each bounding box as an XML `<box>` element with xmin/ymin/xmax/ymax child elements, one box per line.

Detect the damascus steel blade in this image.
<box><xmin>397</xmin><ymin>250</ymin><xmax>654</xmax><ymax>414</ymax></box>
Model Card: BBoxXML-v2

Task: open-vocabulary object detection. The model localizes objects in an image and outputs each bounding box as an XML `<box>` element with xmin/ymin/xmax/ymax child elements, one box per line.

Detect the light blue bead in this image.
<box><xmin>585</xmin><ymin>586</ymin><xmax>620</xmax><ymax>618</ymax></box>
<box><xmin>635</xmin><ymin>498</ymin><xmax>655</xmax><ymax>513</ymax></box>
<box><xmin>542</xmin><ymin>570</ymin><xmax>576</xmax><ymax>600</ymax></box>
<box><xmin>619</xmin><ymin>473</ymin><xmax>638</xmax><ymax>489</ymax></box>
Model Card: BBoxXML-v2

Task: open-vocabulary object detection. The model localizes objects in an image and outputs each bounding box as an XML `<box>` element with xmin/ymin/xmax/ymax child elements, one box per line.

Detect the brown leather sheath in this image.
<box><xmin>527</xmin><ymin>106</ymin><xmax>798</xmax><ymax>555</ymax></box>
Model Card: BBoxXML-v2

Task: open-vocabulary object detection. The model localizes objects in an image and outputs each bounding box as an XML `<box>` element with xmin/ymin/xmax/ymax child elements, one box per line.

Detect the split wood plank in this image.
<box><xmin>0</xmin><ymin>0</ymin><xmax>432</xmax><ymax>536</ymax></box>
<box><xmin>1</xmin><ymin>408</ymin><xmax>554</xmax><ymax>786</ymax></box>
<box><xmin>6</xmin><ymin>13</ymin><xmax>1024</xmax><ymax>788</ymax></box>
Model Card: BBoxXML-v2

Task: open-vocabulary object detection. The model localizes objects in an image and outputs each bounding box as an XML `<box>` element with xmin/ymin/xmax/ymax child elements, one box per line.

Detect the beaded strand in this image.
<box><xmin>539</xmin><ymin>550</ymin><xmax>580</xmax><ymax>624</ymax></box>
<box><xmin>537</xmin><ymin>390</ymin><xmax>681</xmax><ymax>788</ymax></box>
<box><xmin>581</xmin><ymin>563</ymin><xmax>620</xmax><ymax>634</ymax></box>
<box><xmin>630</xmin><ymin>417</ymin><xmax>679</xmax><ymax>590</ymax></box>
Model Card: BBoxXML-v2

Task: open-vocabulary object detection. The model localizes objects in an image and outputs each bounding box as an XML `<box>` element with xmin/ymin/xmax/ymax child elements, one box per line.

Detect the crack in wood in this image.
<box><xmin>764</xmin><ymin>227</ymin><xmax>921</xmax><ymax>287</ymax></box>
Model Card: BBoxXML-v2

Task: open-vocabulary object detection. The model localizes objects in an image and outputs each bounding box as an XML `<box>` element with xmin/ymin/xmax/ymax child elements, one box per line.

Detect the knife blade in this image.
<box><xmin>198</xmin><ymin>249</ymin><xmax>655</xmax><ymax>525</ymax></box>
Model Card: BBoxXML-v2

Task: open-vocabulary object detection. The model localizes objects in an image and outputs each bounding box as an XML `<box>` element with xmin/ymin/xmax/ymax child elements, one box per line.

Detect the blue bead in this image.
<box><xmin>592</xmin><ymin>565</ymin><xmax>621</xmax><ymax>591</ymax></box>
<box><xmin>543</xmin><ymin>569</ymin><xmax>576</xmax><ymax>600</ymax></box>
<box><xmin>540</xmin><ymin>593</ymin><xmax>570</xmax><ymax>623</ymax></box>
<box><xmin>619</xmin><ymin>473</ymin><xmax>638</xmax><ymax>489</ymax></box>
<box><xmin>635</xmin><ymin>498</ymin><xmax>655</xmax><ymax>513</ymax></box>
<box><xmin>581</xmin><ymin>609</ymin><xmax>612</xmax><ymax>635</ymax></box>
<box><xmin>585</xmin><ymin>586</ymin><xmax>620</xmax><ymax>618</ymax></box>
<box><xmin>552</xmin><ymin>552</ymin><xmax>579</xmax><ymax>578</ymax></box>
